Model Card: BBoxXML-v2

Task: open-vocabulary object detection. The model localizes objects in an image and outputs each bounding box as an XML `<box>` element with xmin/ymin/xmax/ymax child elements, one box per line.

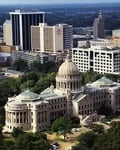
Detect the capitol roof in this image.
<box><xmin>57</xmin><ymin>53</ymin><xmax>79</xmax><ymax>76</ymax></box>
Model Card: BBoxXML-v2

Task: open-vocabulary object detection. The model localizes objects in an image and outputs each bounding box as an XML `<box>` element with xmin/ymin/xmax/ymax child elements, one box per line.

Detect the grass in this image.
<box><xmin>46</xmin><ymin>127</ymin><xmax>90</xmax><ymax>150</ymax></box>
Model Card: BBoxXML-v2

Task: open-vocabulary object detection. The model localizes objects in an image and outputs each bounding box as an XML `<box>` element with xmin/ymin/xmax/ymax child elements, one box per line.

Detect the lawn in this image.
<box><xmin>46</xmin><ymin>127</ymin><xmax>90</xmax><ymax>150</ymax></box>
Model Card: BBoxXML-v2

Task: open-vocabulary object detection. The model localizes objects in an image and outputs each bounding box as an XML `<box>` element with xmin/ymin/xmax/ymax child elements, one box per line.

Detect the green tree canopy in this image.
<box><xmin>51</xmin><ymin>117</ymin><xmax>72</xmax><ymax>140</ymax></box>
<box><xmin>12</xmin><ymin>59</ymin><xmax>28</xmax><ymax>72</ymax></box>
<box><xmin>12</xmin><ymin>127</ymin><xmax>24</xmax><ymax>138</ymax></box>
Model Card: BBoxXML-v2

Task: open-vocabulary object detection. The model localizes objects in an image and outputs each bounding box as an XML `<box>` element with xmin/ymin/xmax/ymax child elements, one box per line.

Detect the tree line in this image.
<box><xmin>72</xmin><ymin>121</ymin><xmax>120</xmax><ymax>150</ymax></box>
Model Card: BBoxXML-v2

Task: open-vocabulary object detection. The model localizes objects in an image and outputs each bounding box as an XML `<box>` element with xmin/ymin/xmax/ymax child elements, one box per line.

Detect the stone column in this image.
<box><xmin>6</xmin><ymin>111</ymin><xmax>8</xmax><ymax>123</ymax></box>
<box><xmin>10</xmin><ymin>112</ymin><xmax>12</xmax><ymax>123</ymax></box>
<box><xmin>22</xmin><ymin>112</ymin><xmax>24</xmax><ymax>124</ymax></box>
<box><xmin>56</xmin><ymin>82</ymin><xmax>58</xmax><ymax>88</ymax></box>
<box><xmin>8</xmin><ymin>112</ymin><xmax>9</xmax><ymax>123</ymax></box>
<box><xmin>19</xmin><ymin>112</ymin><xmax>20</xmax><ymax>124</ymax></box>
<box><xmin>75</xmin><ymin>82</ymin><xmax>77</xmax><ymax>90</ymax></box>
<box><xmin>33</xmin><ymin>109</ymin><xmax>37</xmax><ymax>132</ymax></box>
<box><xmin>15</xmin><ymin>112</ymin><xmax>17</xmax><ymax>123</ymax></box>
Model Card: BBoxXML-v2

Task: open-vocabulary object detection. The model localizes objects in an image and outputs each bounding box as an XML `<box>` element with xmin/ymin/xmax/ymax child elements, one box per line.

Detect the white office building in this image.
<box><xmin>72</xmin><ymin>46</ymin><xmax>120</xmax><ymax>74</ymax></box>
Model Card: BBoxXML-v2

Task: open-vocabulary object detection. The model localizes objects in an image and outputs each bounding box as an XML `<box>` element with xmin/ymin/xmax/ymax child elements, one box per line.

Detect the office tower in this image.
<box><xmin>3</xmin><ymin>20</ymin><xmax>12</xmax><ymax>45</ymax></box>
<box><xmin>62</xmin><ymin>24</ymin><xmax>73</xmax><ymax>50</ymax></box>
<box><xmin>72</xmin><ymin>46</ymin><xmax>120</xmax><ymax>74</ymax></box>
<box><xmin>93</xmin><ymin>10</ymin><xmax>104</xmax><ymax>39</ymax></box>
<box><xmin>10</xmin><ymin>10</ymin><xmax>45</xmax><ymax>50</ymax></box>
<box><xmin>31</xmin><ymin>23</ymin><xmax>63</xmax><ymax>53</ymax></box>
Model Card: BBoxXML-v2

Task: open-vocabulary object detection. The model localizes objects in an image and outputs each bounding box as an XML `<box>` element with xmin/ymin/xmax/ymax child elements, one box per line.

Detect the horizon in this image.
<box><xmin>1</xmin><ymin>2</ymin><xmax>120</xmax><ymax>6</ymax></box>
<box><xmin>0</xmin><ymin>0</ymin><xmax>120</xmax><ymax>5</ymax></box>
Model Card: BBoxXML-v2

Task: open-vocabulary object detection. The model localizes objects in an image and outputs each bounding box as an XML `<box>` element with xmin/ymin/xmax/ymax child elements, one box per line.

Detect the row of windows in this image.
<box><xmin>93</xmin><ymin>95</ymin><xmax>106</xmax><ymax>101</ymax></box>
<box><xmin>79</xmin><ymin>103</ymin><xmax>92</xmax><ymax>110</ymax></box>
<box><xmin>79</xmin><ymin>109</ymin><xmax>93</xmax><ymax>115</ymax></box>
<box><xmin>37</xmin><ymin>104</ymin><xmax>48</xmax><ymax>109</ymax></box>
<box><xmin>89</xmin><ymin>91</ymin><xmax>106</xmax><ymax>96</ymax></box>
<box><xmin>50</xmin><ymin>98</ymin><xmax>65</xmax><ymax>104</ymax></box>
<box><xmin>51</xmin><ymin>103</ymin><xmax>66</xmax><ymax>110</ymax></box>
<box><xmin>94</xmin><ymin>59</ymin><xmax>112</xmax><ymax>62</ymax></box>
<box><xmin>94</xmin><ymin>65</ymin><xmax>112</xmax><ymax>68</ymax></box>
<box><xmin>78</xmin><ymin>66</ymin><xmax>89</xmax><ymax>69</ymax></box>
<box><xmin>50</xmin><ymin>110</ymin><xmax>65</xmax><ymax>118</ymax></box>
<box><xmin>94</xmin><ymin>69</ymin><xmax>112</xmax><ymax>72</ymax></box>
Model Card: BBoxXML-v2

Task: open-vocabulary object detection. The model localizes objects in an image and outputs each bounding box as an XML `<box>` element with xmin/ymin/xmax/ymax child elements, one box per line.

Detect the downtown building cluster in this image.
<box><xmin>72</xmin><ymin>11</ymin><xmax>120</xmax><ymax>75</ymax></box>
<box><xmin>2</xmin><ymin>9</ymin><xmax>120</xmax><ymax>133</ymax></box>
<box><xmin>3</xmin><ymin>10</ymin><xmax>73</xmax><ymax>52</ymax></box>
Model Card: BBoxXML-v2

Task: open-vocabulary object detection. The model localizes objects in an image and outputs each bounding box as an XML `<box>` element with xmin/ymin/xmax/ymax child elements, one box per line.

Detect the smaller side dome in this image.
<box><xmin>92</xmin><ymin>77</ymin><xmax>115</xmax><ymax>87</ymax></box>
<box><xmin>16</xmin><ymin>90</ymin><xmax>39</xmax><ymax>101</ymax></box>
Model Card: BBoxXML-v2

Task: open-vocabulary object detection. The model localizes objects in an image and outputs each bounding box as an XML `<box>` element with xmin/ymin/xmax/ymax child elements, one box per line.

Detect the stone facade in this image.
<box><xmin>4</xmin><ymin>55</ymin><xmax>120</xmax><ymax>132</ymax></box>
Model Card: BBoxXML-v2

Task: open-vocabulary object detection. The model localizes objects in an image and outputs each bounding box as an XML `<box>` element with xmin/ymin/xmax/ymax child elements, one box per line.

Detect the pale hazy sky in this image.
<box><xmin>0</xmin><ymin>0</ymin><xmax>120</xmax><ymax>5</ymax></box>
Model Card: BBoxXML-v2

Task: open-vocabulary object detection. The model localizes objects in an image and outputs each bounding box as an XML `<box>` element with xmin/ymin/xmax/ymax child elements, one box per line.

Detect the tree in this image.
<box><xmin>82</xmin><ymin>70</ymin><xmax>102</xmax><ymax>85</ymax></box>
<box><xmin>78</xmin><ymin>131</ymin><xmax>96</xmax><ymax>148</ymax></box>
<box><xmin>93</xmin><ymin>124</ymin><xmax>105</xmax><ymax>135</ymax></box>
<box><xmin>12</xmin><ymin>127</ymin><xmax>24</xmax><ymax>138</ymax></box>
<box><xmin>30</xmin><ymin>61</ymin><xmax>42</xmax><ymax>72</ymax></box>
<box><xmin>35</xmin><ymin>132</ymin><xmax>47</xmax><ymax>140</ymax></box>
<box><xmin>0</xmin><ymin>125</ymin><xmax>2</xmax><ymax>139</ymax></box>
<box><xmin>72</xmin><ymin>131</ymin><xmax>96</xmax><ymax>150</ymax></box>
<box><xmin>51</xmin><ymin>117</ymin><xmax>72</xmax><ymax>141</ymax></box>
<box><xmin>32</xmin><ymin>139</ymin><xmax>51</xmax><ymax>150</ymax></box>
<box><xmin>73</xmin><ymin>121</ymin><xmax>120</xmax><ymax>150</ymax></box>
<box><xmin>15</xmin><ymin>132</ymin><xmax>50</xmax><ymax>150</ymax></box>
<box><xmin>98</xmin><ymin>104</ymin><xmax>113</xmax><ymax>116</ymax></box>
<box><xmin>0</xmin><ymin>79</ymin><xmax>20</xmax><ymax>106</ymax></box>
<box><xmin>12</xmin><ymin>59</ymin><xmax>28</xmax><ymax>71</ymax></box>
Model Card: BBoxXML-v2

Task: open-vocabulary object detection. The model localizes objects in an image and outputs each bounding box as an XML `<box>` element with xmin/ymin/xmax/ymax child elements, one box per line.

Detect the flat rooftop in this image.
<box><xmin>10</xmin><ymin>10</ymin><xmax>45</xmax><ymax>15</ymax></box>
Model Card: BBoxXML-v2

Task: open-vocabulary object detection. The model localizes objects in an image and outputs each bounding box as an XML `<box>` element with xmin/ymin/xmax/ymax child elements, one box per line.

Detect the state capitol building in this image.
<box><xmin>4</xmin><ymin>55</ymin><xmax>120</xmax><ymax>132</ymax></box>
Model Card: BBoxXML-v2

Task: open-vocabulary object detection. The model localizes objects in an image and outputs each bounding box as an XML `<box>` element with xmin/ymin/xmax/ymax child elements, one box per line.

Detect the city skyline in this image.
<box><xmin>0</xmin><ymin>0</ymin><xmax>120</xmax><ymax>5</ymax></box>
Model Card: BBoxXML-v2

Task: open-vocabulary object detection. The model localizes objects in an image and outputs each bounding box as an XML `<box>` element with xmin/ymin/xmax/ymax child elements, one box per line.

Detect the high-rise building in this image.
<box><xmin>62</xmin><ymin>24</ymin><xmax>73</xmax><ymax>50</ymax></box>
<box><xmin>10</xmin><ymin>10</ymin><xmax>45</xmax><ymax>50</ymax></box>
<box><xmin>31</xmin><ymin>23</ymin><xmax>63</xmax><ymax>53</ymax></box>
<box><xmin>3</xmin><ymin>20</ymin><xmax>12</xmax><ymax>45</ymax></box>
<box><xmin>93</xmin><ymin>10</ymin><xmax>104</xmax><ymax>39</ymax></box>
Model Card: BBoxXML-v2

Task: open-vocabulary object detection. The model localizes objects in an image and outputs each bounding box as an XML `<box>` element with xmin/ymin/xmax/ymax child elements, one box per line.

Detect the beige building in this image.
<box><xmin>112</xmin><ymin>29</ymin><xmax>120</xmax><ymax>37</ymax></box>
<box><xmin>109</xmin><ymin>37</ymin><xmax>120</xmax><ymax>47</ymax></box>
<box><xmin>0</xmin><ymin>44</ymin><xmax>16</xmax><ymax>53</ymax></box>
<box><xmin>31</xmin><ymin>23</ymin><xmax>63</xmax><ymax>53</ymax></box>
<box><xmin>3</xmin><ymin>20</ymin><xmax>12</xmax><ymax>46</ymax></box>
<box><xmin>4</xmin><ymin>54</ymin><xmax>120</xmax><ymax>132</ymax></box>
